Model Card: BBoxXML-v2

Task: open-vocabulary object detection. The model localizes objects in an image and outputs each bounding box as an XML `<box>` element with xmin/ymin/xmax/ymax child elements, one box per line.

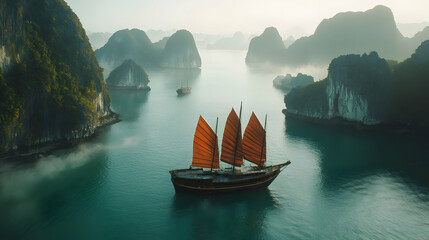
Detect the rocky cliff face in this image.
<box><xmin>285</xmin><ymin>41</ymin><xmax>429</xmax><ymax>129</ymax></box>
<box><xmin>246</xmin><ymin>27</ymin><xmax>285</xmax><ymax>64</ymax></box>
<box><xmin>106</xmin><ymin>59</ymin><xmax>150</xmax><ymax>90</ymax></box>
<box><xmin>161</xmin><ymin>30</ymin><xmax>201</xmax><ymax>68</ymax></box>
<box><xmin>325</xmin><ymin>52</ymin><xmax>392</xmax><ymax>124</ymax></box>
<box><xmin>285</xmin><ymin>52</ymin><xmax>392</xmax><ymax>125</ymax></box>
<box><xmin>284</xmin><ymin>80</ymin><xmax>330</xmax><ymax>120</ymax></box>
<box><xmin>0</xmin><ymin>0</ymin><xmax>115</xmax><ymax>154</ymax></box>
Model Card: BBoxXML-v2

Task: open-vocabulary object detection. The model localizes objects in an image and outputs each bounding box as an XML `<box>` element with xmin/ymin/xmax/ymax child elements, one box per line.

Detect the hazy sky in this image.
<box><xmin>65</xmin><ymin>0</ymin><xmax>429</xmax><ymax>37</ymax></box>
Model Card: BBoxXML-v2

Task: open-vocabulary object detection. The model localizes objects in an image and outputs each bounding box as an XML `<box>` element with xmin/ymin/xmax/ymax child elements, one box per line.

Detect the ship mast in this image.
<box><xmin>232</xmin><ymin>102</ymin><xmax>242</xmax><ymax>174</ymax></box>
<box><xmin>259</xmin><ymin>114</ymin><xmax>267</xmax><ymax>168</ymax></box>
<box><xmin>210</xmin><ymin>117</ymin><xmax>219</xmax><ymax>174</ymax></box>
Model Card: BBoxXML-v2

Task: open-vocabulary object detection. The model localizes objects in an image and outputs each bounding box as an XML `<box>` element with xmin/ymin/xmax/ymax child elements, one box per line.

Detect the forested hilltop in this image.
<box><xmin>0</xmin><ymin>0</ymin><xmax>115</xmax><ymax>153</ymax></box>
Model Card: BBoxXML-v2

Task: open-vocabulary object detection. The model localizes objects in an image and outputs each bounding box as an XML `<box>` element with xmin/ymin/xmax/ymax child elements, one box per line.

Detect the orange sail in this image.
<box><xmin>221</xmin><ymin>108</ymin><xmax>243</xmax><ymax>166</ymax></box>
<box><xmin>192</xmin><ymin>116</ymin><xmax>220</xmax><ymax>169</ymax></box>
<box><xmin>242</xmin><ymin>112</ymin><xmax>266</xmax><ymax>167</ymax></box>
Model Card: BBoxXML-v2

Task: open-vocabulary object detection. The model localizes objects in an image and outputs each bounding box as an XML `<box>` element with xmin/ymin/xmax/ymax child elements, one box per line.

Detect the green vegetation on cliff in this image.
<box><xmin>285</xmin><ymin>79</ymin><xmax>329</xmax><ymax>117</ymax></box>
<box><xmin>391</xmin><ymin>40</ymin><xmax>429</xmax><ymax>126</ymax></box>
<box><xmin>284</xmin><ymin>40</ymin><xmax>429</xmax><ymax>129</ymax></box>
<box><xmin>106</xmin><ymin>59</ymin><xmax>150</xmax><ymax>90</ymax></box>
<box><xmin>0</xmin><ymin>0</ymin><xmax>111</xmax><ymax>152</ymax></box>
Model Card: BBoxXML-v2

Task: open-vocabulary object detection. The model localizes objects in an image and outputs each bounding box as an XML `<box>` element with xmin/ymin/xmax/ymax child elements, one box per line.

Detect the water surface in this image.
<box><xmin>1</xmin><ymin>50</ymin><xmax>428</xmax><ymax>239</ymax></box>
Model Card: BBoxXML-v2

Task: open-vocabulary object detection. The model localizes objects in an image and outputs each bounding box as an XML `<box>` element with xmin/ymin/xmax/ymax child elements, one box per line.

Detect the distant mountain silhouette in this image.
<box><xmin>397</xmin><ymin>22</ymin><xmax>429</xmax><ymax>37</ymax></box>
<box><xmin>285</xmin><ymin>5</ymin><xmax>413</xmax><ymax>65</ymax></box>
<box><xmin>207</xmin><ymin>32</ymin><xmax>247</xmax><ymax>50</ymax></box>
<box><xmin>246</xmin><ymin>27</ymin><xmax>285</xmax><ymax>64</ymax></box>
<box><xmin>154</xmin><ymin>37</ymin><xmax>169</xmax><ymax>49</ymax></box>
<box><xmin>87</xmin><ymin>31</ymin><xmax>112</xmax><ymax>50</ymax></box>
<box><xmin>246</xmin><ymin>6</ymin><xmax>429</xmax><ymax>66</ymax></box>
<box><xmin>283</xmin><ymin>36</ymin><xmax>295</xmax><ymax>48</ymax></box>
<box><xmin>411</xmin><ymin>26</ymin><xmax>429</xmax><ymax>46</ymax></box>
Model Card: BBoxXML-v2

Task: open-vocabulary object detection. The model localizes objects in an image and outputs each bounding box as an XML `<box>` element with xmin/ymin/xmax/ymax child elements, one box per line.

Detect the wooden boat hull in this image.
<box><xmin>169</xmin><ymin>161</ymin><xmax>290</xmax><ymax>193</ymax></box>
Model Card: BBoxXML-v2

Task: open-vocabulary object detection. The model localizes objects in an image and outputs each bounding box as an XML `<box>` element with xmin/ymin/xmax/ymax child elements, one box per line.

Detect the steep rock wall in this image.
<box><xmin>0</xmin><ymin>0</ymin><xmax>115</xmax><ymax>153</ymax></box>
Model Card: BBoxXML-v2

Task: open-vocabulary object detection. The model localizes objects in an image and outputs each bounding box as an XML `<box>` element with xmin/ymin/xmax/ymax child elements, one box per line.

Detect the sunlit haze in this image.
<box><xmin>65</xmin><ymin>0</ymin><xmax>429</xmax><ymax>37</ymax></box>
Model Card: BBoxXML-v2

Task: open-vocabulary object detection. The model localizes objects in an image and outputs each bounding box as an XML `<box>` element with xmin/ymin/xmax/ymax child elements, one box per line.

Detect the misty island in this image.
<box><xmin>246</xmin><ymin>5</ymin><xmax>429</xmax><ymax>66</ymax></box>
<box><xmin>95</xmin><ymin>28</ymin><xmax>201</xmax><ymax>76</ymax></box>
<box><xmin>284</xmin><ymin>40</ymin><xmax>429</xmax><ymax>130</ymax></box>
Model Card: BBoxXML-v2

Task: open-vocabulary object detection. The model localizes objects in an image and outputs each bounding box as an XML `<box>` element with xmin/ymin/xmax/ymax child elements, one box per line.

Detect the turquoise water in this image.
<box><xmin>1</xmin><ymin>50</ymin><xmax>429</xmax><ymax>239</ymax></box>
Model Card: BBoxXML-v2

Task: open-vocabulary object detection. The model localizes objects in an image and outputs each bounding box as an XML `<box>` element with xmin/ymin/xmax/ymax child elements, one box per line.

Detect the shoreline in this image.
<box><xmin>0</xmin><ymin>112</ymin><xmax>121</xmax><ymax>164</ymax></box>
<box><xmin>283</xmin><ymin>109</ymin><xmax>427</xmax><ymax>135</ymax></box>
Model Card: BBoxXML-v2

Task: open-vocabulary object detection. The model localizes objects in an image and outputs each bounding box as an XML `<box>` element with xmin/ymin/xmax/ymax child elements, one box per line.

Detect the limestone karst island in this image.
<box><xmin>1</xmin><ymin>0</ymin><xmax>429</xmax><ymax>239</ymax></box>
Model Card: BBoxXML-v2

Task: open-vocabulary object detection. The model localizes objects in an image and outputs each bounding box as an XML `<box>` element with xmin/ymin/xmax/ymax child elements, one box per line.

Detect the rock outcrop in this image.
<box><xmin>285</xmin><ymin>52</ymin><xmax>392</xmax><ymax>125</ymax></box>
<box><xmin>96</xmin><ymin>29</ymin><xmax>201</xmax><ymax>74</ymax></box>
<box><xmin>273</xmin><ymin>73</ymin><xmax>314</xmax><ymax>90</ymax></box>
<box><xmin>106</xmin><ymin>60</ymin><xmax>150</xmax><ymax>90</ymax></box>
<box><xmin>161</xmin><ymin>30</ymin><xmax>201</xmax><ymax>68</ymax></box>
<box><xmin>0</xmin><ymin>0</ymin><xmax>115</xmax><ymax>154</ymax></box>
<box><xmin>95</xmin><ymin>29</ymin><xmax>160</xmax><ymax>75</ymax></box>
<box><xmin>284</xmin><ymin>40</ymin><xmax>429</xmax><ymax>129</ymax></box>
<box><xmin>245</xmin><ymin>27</ymin><xmax>285</xmax><ymax>64</ymax></box>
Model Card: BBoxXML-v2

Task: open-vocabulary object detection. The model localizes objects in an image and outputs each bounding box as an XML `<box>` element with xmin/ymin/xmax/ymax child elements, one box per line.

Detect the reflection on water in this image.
<box><xmin>286</xmin><ymin>115</ymin><xmax>429</xmax><ymax>201</ymax></box>
<box><xmin>170</xmin><ymin>189</ymin><xmax>279</xmax><ymax>239</ymax></box>
<box><xmin>284</xmin><ymin>116</ymin><xmax>429</xmax><ymax>190</ymax></box>
<box><xmin>110</xmin><ymin>90</ymin><xmax>149</xmax><ymax>122</ymax></box>
<box><xmin>283</xmin><ymin>116</ymin><xmax>429</xmax><ymax>239</ymax></box>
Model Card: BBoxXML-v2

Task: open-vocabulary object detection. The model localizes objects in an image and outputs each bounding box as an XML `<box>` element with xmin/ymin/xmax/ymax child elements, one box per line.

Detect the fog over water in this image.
<box><xmin>65</xmin><ymin>0</ymin><xmax>429</xmax><ymax>38</ymax></box>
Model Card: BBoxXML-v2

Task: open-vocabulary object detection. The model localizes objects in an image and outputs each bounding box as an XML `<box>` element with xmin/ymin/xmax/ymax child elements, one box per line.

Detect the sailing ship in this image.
<box><xmin>169</xmin><ymin>104</ymin><xmax>291</xmax><ymax>193</ymax></box>
<box><xmin>176</xmin><ymin>81</ymin><xmax>191</xmax><ymax>95</ymax></box>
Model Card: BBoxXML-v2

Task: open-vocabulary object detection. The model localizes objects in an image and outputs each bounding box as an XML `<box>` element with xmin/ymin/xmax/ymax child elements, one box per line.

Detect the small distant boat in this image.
<box><xmin>177</xmin><ymin>81</ymin><xmax>191</xmax><ymax>95</ymax></box>
<box><xmin>169</xmin><ymin>103</ymin><xmax>291</xmax><ymax>193</ymax></box>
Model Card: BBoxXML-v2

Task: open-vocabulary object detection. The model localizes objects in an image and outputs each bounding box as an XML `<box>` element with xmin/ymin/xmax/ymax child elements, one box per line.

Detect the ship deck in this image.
<box><xmin>170</xmin><ymin>162</ymin><xmax>289</xmax><ymax>181</ymax></box>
